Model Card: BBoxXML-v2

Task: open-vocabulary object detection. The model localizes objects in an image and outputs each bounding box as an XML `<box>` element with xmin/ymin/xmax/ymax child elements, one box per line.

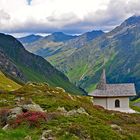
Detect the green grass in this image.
<box><xmin>47</xmin><ymin>48</ymin><xmax>76</xmax><ymax>66</ymax></box>
<box><xmin>0</xmin><ymin>71</ymin><xmax>21</xmax><ymax>91</ymax></box>
<box><xmin>16</xmin><ymin>62</ymin><xmax>84</xmax><ymax>95</ymax></box>
<box><xmin>1</xmin><ymin>83</ymin><xmax>140</xmax><ymax>139</ymax></box>
<box><xmin>0</xmin><ymin>127</ymin><xmax>40</xmax><ymax>140</ymax></box>
<box><xmin>86</xmin><ymin>83</ymin><xmax>97</xmax><ymax>93</ymax></box>
<box><xmin>66</xmin><ymin>63</ymin><xmax>88</xmax><ymax>84</ymax></box>
<box><xmin>130</xmin><ymin>99</ymin><xmax>140</xmax><ymax>112</ymax></box>
<box><xmin>131</xmin><ymin>105</ymin><xmax>140</xmax><ymax>112</ymax></box>
<box><xmin>16</xmin><ymin>63</ymin><xmax>47</xmax><ymax>82</ymax></box>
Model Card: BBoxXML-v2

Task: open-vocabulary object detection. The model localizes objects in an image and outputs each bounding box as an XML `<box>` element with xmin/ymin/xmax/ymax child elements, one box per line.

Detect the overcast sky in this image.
<box><xmin>0</xmin><ymin>0</ymin><xmax>140</xmax><ymax>37</ymax></box>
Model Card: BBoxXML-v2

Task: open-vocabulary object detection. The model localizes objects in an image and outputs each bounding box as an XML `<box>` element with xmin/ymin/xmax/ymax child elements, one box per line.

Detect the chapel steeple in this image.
<box><xmin>96</xmin><ymin>69</ymin><xmax>107</xmax><ymax>90</ymax></box>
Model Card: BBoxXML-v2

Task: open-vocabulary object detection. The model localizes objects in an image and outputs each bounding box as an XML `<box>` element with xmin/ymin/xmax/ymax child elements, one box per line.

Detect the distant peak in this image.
<box><xmin>123</xmin><ymin>15</ymin><xmax>140</xmax><ymax>25</ymax></box>
<box><xmin>52</xmin><ymin>32</ymin><xmax>65</xmax><ymax>35</ymax></box>
<box><xmin>85</xmin><ymin>30</ymin><xmax>104</xmax><ymax>35</ymax></box>
<box><xmin>27</xmin><ymin>34</ymin><xmax>36</xmax><ymax>37</ymax></box>
<box><xmin>91</xmin><ymin>30</ymin><xmax>104</xmax><ymax>33</ymax></box>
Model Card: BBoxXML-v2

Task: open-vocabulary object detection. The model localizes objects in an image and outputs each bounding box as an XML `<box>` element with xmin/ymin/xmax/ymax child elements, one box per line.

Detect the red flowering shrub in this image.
<box><xmin>0</xmin><ymin>108</ymin><xmax>10</xmax><ymax>127</ymax></box>
<box><xmin>14</xmin><ymin>111</ymin><xmax>47</xmax><ymax>127</ymax></box>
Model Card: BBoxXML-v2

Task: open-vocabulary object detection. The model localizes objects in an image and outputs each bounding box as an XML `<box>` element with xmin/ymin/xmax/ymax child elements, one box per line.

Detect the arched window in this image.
<box><xmin>115</xmin><ymin>99</ymin><xmax>120</xmax><ymax>108</ymax></box>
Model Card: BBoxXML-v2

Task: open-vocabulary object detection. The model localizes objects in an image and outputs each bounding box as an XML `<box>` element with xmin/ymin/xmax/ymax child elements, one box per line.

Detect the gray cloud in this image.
<box><xmin>1</xmin><ymin>0</ymin><xmax>140</xmax><ymax>35</ymax></box>
<box><xmin>0</xmin><ymin>10</ymin><xmax>11</xmax><ymax>24</ymax></box>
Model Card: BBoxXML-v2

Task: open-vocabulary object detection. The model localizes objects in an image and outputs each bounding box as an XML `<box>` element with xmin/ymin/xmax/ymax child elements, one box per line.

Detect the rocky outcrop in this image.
<box><xmin>0</xmin><ymin>50</ymin><xmax>26</xmax><ymax>82</ymax></box>
<box><xmin>111</xmin><ymin>124</ymin><xmax>122</xmax><ymax>132</ymax></box>
<box><xmin>5</xmin><ymin>100</ymin><xmax>44</xmax><ymax>127</ymax></box>
<box><xmin>40</xmin><ymin>130</ymin><xmax>56</xmax><ymax>140</ymax></box>
<box><xmin>8</xmin><ymin>107</ymin><xmax>23</xmax><ymax>120</ymax></box>
<box><xmin>22</xmin><ymin>104</ymin><xmax>44</xmax><ymax>112</ymax></box>
<box><xmin>57</xmin><ymin>107</ymin><xmax>89</xmax><ymax>116</ymax></box>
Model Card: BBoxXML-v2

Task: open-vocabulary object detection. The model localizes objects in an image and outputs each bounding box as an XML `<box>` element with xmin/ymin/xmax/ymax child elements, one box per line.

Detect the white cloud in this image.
<box><xmin>0</xmin><ymin>0</ymin><xmax>140</xmax><ymax>35</ymax></box>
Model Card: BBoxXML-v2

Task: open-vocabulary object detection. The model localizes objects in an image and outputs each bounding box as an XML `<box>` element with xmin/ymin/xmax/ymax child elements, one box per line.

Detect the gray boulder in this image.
<box><xmin>22</xmin><ymin>104</ymin><xmax>44</xmax><ymax>112</ymax></box>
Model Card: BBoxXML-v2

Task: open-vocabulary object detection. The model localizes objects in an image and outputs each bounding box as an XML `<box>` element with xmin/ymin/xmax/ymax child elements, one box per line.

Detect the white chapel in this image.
<box><xmin>89</xmin><ymin>69</ymin><xmax>136</xmax><ymax>113</ymax></box>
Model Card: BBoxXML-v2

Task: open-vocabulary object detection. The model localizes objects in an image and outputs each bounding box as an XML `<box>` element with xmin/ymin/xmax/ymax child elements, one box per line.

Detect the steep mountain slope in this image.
<box><xmin>0</xmin><ymin>33</ymin><xmax>85</xmax><ymax>95</ymax></box>
<box><xmin>64</xmin><ymin>30</ymin><xmax>104</xmax><ymax>49</ymax></box>
<box><xmin>0</xmin><ymin>50</ymin><xmax>25</xmax><ymax>82</ymax></box>
<box><xmin>0</xmin><ymin>71</ymin><xmax>21</xmax><ymax>91</ymax></box>
<box><xmin>18</xmin><ymin>34</ymin><xmax>43</xmax><ymax>44</ymax></box>
<box><xmin>57</xmin><ymin>15</ymin><xmax>140</xmax><ymax>93</ymax></box>
<box><xmin>0</xmin><ymin>83</ymin><xmax>140</xmax><ymax>139</ymax></box>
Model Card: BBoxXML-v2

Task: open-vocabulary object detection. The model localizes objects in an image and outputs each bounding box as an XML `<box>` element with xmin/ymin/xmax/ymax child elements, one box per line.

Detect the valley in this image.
<box><xmin>0</xmin><ymin>2</ymin><xmax>140</xmax><ymax>139</ymax></box>
<box><xmin>0</xmin><ymin>33</ymin><xmax>85</xmax><ymax>95</ymax></box>
<box><xmin>21</xmin><ymin>16</ymin><xmax>140</xmax><ymax>95</ymax></box>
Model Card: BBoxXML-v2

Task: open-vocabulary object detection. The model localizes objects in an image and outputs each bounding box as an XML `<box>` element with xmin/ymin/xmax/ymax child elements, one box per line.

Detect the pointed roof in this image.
<box><xmin>89</xmin><ymin>69</ymin><xmax>136</xmax><ymax>97</ymax></box>
<box><xmin>96</xmin><ymin>69</ymin><xmax>107</xmax><ymax>90</ymax></box>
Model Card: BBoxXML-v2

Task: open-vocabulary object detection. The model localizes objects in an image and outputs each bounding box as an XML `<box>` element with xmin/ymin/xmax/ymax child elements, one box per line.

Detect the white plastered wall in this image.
<box><xmin>93</xmin><ymin>97</ymin><xmax>130</xmax><ymax>112</ymax></box>
<box><xmin>107</xmin><ymin>97</ymin><xmax>129</xmax><ymax>111</ymax></box>
<box><xmin>93</xmin><ymin>97</ymin><xmax>107</xmax><ymax>108</ymax></box>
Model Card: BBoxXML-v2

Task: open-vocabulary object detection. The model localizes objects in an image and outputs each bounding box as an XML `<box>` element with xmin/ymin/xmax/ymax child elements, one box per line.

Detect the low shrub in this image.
<box><xmin>14</xmin><ymin>111</ymin><xmax>47</xmax><ymax>127</ymax></box>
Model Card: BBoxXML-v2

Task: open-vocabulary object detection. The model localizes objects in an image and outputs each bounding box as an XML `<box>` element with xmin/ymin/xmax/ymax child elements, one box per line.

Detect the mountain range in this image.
<box><xmin>21</xmin><ymin>15</ymin><xmax>140</xmax><ymax>95</ymax></box>
<box><xmin>18</xmin><ymin>34</ymin><xmax>43</xmax><ymax>44</ymax></box>
<box><xmin>1</xmin><ymin>14</ymin><xmax>140</xmax><ymax>140</ymax></box>
<box><xmin>0</xmin><ymin>33</ymin><xmax>85</xmax><ymax>95</ymax></box>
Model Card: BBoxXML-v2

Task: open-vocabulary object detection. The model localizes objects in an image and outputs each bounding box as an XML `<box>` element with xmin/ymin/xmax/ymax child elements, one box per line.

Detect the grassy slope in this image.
<box><xmin>0</xmin><ymin>83</ymin><xmax>140</xmax><ymax>139</ymax></box>
<box><xmin>36</xmin><ymin>17</ymin><xmax>140</xmax><ymax>95</ymax></box>
<box><xmin>130</xmin><ymin>98</ymin><xmax>140</xmax><ymax>112</ymax></box>
<box><xmin>17</xmin><ymin>63</ymin><xmax>84</xmax><ymax>95</ymax></box>
<box><xmin>0</xmin><ymin>33</ymin><xmax>84</xmax><ymax>95</ymax></box>
<box><xmin>0</xmin><ymin>71</ymin><xmax>21</xmax><ymax>91</ymax></box>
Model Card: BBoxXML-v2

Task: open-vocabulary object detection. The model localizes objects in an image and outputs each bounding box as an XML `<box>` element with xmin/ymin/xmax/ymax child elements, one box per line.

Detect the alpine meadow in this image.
<box><xmin>1</xmin><ymin>0</ymin><xmax>140</xmax><ymax>140</ymax></box>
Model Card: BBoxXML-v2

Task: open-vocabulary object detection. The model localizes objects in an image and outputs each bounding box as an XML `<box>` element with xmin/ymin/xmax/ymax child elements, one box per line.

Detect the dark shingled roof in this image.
<box><xmin>89</xmin><ymin>69</ymin><xmax>136</xmax><ymax>97</ymax></box>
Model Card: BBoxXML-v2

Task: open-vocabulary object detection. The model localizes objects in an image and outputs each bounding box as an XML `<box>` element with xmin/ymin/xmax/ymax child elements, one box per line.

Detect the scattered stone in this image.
<box><xmin>7</xmin><ymin>85</ymin><xmax>12</xmax><ymax>88</ymax></box>
<box><xmin>2</xmin><ymin>124</ymin><xmax>9</xmax><ymax>130</ymax></box>
<box><xmin>56</xmin><ymin>87</ymin><xmax>65</xmax><ymax>92</ymax></box>
<box><xmin>0</xmin><ymin>99</ymin><xmax>8</xmax><ymax>103</ymax></box>
<box><xmin>67</xmin><ymin>107</ymin><xmax>89</xmax><ymax>116</ymax></box>
<box><xmin>24</xmin><ymin>135</ymin><xmax>32</xmax><ymax>140</ymax></box>
<box><xmin>23</xmin><ymin>98</ymin><xmax>34</xmax><ymax>105</ymax></box>
<box><xmin>111</xmin><ymin>124</ymin><xmax>122</xmax><ymax>131</ymax></box>
<box><xmin>90</xmin><ymin>97</ymin><xmax>94</xmax><ymax>104</ymax></box>
<box><xmin>48</xmin><ymin>137</ymin><xmax>54</xmax><ymax>140</ymax></box>
<box><xmin>22</xmin><ymin>104</ymin><xmax>44</xmax><ymax>112</ymax></box>
<box><xmin>8</xmin><ymin>107</ymin><xmax>22</xmax><ymax>119</ymax></box>
<box><xmin>57</xmin><ymin>107</ymin><xmax>67</xmax><ymax>114</ymax></box>
<box><xmin>51</xmin><ymin>91</ymin><xmax>54</xmax><ymax>93</ymax></box>
<box><xmin>43</xmin><ymin>82</ymin><xmax>49</xmax><ymax>86</ymax></box>
<box><xmin>37</xmin><ymin>90</ymin><xmax>42</xmax><ymax>93</ymax></box>
<box><xmin>57</xmin><ymin>107</ymin><xmax>89</xmax><ymax>116</ymax></box>
<box><xmin>77</xmin><ymin>107</ymin><xmax>89</xmax><ymax>116</ymax></box>
<box><xmin>68</xmin><ymin>94</ymin><xmax>75</xmax><ymax>101</ymax></box>
<box><xmin>14</xmin><ymin>97</ymin><xmax>21</xmax><ymax>102</ymax></box>
<box><xmin>21</xmin><ymin>97</ymin><xmax>25</xmax><ymax>100</ymax></box>
<box><xmin>14</xmin><ymin>97</ymin><xmax>25</xmax><ymax>102</ymax></box>
<box><xmin>67</xmin><ymin>110</ymin><xmax>77</xmax><ymax>116</ymax></box>
<box><xmin>40</xmin><ymin>130</ymin><xmax>56</xmax><ymax>140</ymax></box>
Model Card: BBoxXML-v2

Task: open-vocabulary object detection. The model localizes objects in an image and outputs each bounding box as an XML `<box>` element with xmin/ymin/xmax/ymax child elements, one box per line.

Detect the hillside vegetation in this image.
<box><xmin>24</xmin><ymin>16</ymin><xmax>140</xmax><ymax>95</ymax></box>
<box><xmin>57</xmin><ymin>15</ymin><xmax>140</xmax><ymax>93</ymax></box>
<box><xmin>0</xmin><ymin>71</ymin><xmax>21</xmax><ymax>91</ymax></box>
<box><xmin>0</xmin><ymin>33</ymin><xmax>85</xmax><ymax>95</ymax></box>
<box><xmin>0</xmin><ymin>83</ymin><xmax>140</xmax><ymax>140</ymax></box>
